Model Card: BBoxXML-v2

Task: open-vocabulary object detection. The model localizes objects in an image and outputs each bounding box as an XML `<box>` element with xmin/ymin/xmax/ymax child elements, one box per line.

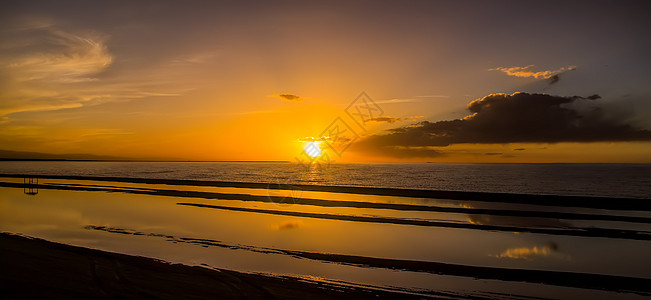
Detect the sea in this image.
<box><xmin>0</xmin><ymin>161</ymin><xmax>649</xmax><ymax>198</ymax></box>
<box><xmin>1</xmin><ymin>161</ymin><xmax>650</xmax><ymax>299</ymax></box>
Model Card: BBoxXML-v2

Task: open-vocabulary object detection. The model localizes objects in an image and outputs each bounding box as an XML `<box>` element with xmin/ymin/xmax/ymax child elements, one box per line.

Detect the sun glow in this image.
<box><xmin>304</xmin><ymin>141</ymin><xmax>322</xmax><ymax>157</ymax></box>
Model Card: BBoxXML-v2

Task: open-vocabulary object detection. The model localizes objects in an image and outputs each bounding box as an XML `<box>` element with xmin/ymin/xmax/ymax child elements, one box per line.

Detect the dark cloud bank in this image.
<box><xmin>354</xmin><ymin>92</ymin><xmax>651</xmax><ymax>157</ymax></box>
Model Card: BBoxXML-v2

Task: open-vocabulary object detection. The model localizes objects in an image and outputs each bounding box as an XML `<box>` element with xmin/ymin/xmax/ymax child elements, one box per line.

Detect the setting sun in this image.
<box><xmin>303</xmin><ymin>141</ymin><xmax>323</xmax><ymax>158</ymax></box>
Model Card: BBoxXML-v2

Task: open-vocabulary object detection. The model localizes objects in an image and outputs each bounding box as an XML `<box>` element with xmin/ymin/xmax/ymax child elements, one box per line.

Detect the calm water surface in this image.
<box><xmin>1</xmin><ymin>162</ymin><xmax>650</xmax><ymax>298</ymax></box>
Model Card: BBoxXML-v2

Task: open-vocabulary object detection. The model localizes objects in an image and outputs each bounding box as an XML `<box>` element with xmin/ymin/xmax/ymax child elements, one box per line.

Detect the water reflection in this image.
<box><xmin>300</xmin><ymin>163</ymin><xmax>327</xmax><ymax>184</ymax></box>
<box><xmin>1</xmin><ymin>177</ymin><xmax>651</xmax><ymax>298</ymax></box>
<box><xmin>81</xmin><ymin>225</ymin><xmax>645</xmax><ymax>295</ymax></box>
<box><xmin>467</xmin><ymin>215</ymin><xmax>572</xmax><ymax>229</ymax></box>
<box><xmin>270</xmin><ymin>220</ymin><xmax>302</xmax><ymax>230</ymax></box>
<box><xmin>494</xmin><ymin>242</ymin><xmax>570</xmax><ymax>261</ymax></box>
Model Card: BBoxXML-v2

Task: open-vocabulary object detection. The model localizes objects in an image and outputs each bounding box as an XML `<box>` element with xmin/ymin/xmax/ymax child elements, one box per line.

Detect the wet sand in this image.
<box><xmin>84</xmin><ymin>225</ymin><xmax>651</xmax><ymax>295</ymax></box>
<box><xmin>2</xmin><ymin>176</ymin><xmax>650</xmax><ymax>241</ymax></box>
<box><xmin>2</xmin><ymin>175</ymin><xmax>650</xmax><ymax>298</ymax></box>
<box><xmin>0</xmin><ymin>233</ymin><xmax>419</xmax><ymax>299</ymax></box>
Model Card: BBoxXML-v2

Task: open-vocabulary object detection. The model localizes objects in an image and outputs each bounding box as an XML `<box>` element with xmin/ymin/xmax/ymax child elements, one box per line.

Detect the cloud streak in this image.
<box><xmin>365</xmin><ymin>116</ymin><xmax>402</xmax><ymax>123</ymax></box>
<box><xmin>0</xmin><ymin>24</ymin><xmax>113</xmax><ymax>115</ymax></box>
<box><xmin>354</xmin><ymin>92</ymin><xmax>651</xmax><ymax>157</ymax></box>
<box><xmin>268</xmin><ymin>93</ymin><xmax>303</xmax><ymax>102</ymax></box>
<box><xmin>4</xmin><ymin>27</ymin><xmax>112</xmax><ymax>83</ymax></box>
<box><xmin>490</xmin><ymin>65</ymin><xmax>576</xmax><ymax>80</ymax></box>
<box><xmin>0</xmin><ymin>22</ymin><xmax>185</xmax><ymax>117</ymax></box>
<box><xmin>365</xmin><ymin>116</ymin><xmax>422</xmax><ymax>124</ymax></box>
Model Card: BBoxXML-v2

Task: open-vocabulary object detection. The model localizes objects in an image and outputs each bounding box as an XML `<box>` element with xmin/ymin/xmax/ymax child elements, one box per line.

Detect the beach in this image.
<box><xmin>0</xmin><ymin>233</ymin><xmax>419</xmax><ymax>299</ymax></box>
<box><xmin>1</xmin><ymin>170</ymin><xmax>650</xmax><ymax>299</ymax></box>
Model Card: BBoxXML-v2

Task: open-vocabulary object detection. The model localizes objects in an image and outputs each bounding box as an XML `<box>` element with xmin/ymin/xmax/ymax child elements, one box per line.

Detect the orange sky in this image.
<box><xmin>1</xmin><ymin>1</ymin><xmax>650</xmax><ymax>163</ymax></box>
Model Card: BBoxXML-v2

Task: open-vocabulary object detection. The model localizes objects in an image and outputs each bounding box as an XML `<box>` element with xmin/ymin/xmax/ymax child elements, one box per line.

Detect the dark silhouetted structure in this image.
<box><xmin>23</xmin><ymin>177</ymin><xmax>38</xmax><ymax>195</ymax></box>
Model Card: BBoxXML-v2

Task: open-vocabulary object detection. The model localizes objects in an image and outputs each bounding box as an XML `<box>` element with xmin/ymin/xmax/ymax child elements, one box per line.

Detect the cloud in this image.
<box><xmin>4</xmin><ymin>27</ymin><xmax>112</xmax><ymax>83</ymax></box>
<box><xmin>268</xmin><ymin>93</ymin><xmax>303</xmax><ymax>102</ymax></box>
<box><xmin>298</xmin><ymin>136</ymin><xmax>329</xmax><ymax>142</ymax></box>
<box><xmin>490</xmin><ymin>65</ymin><xmax>576</xmax><ymax>80</ymax></box>
<box><xmin>353</xmin><ymin>92</ymin><xmax>651</xmax><ymax>157</ymax></box>
<box><xmin>374</xmin><ymin>95</ymin><xmax>449</xmax><ymax>105</ymax></box>
<box><xmin>365</xmin><ymin>116</ymin><xmax>402</xmax><ymax>123</ymax></box>
<box><xmin>352</xmin><ymin>145</ymin><xmax>443</xmax><ymax>158</ymax></box>
<box><xmin>233</xmin><ymin>109</ymin><xmax>285</xmax><ymax>116</ymax></box>
<box><xmin>373</xmin><ymin>98</ymin><xmax>417</xmax><ymax>104</ymax></box>
<box><xmin>417</xmin><ymin>95</ymin><xmax>450</xmax><ymax>98</ymax></box>
<box><xmin>0</xmin><ymin>24</ymin><xmax>114</xmax><ymax>115</ymax></box>
<box><xmin>365</xmin><ymin>116</ymin><xmax>423</xmax><ymax>124</ymax></box>
<box><xmin>169</xmin><ymin>51</ymin><xmax>218</xmax><ymax>65</ymax></box>
<box><xmin>0</xmin><ymin>22</ymin><xmax>184</xmax><ymax>117</ymax></box>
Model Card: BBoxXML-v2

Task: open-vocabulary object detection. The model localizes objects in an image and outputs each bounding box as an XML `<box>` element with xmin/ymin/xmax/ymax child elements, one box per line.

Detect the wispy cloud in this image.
<box><xmin>268</xmin><ymin>93</ymin><xmax>303</xmax><ymax>102</ymax></box>
<box><xmin>5</xmin><ymin>28</ymin><xmax>112</xmax><ymax>83</ymax></box>
<box><xmin>0</xmin><ymin>21</ymin><xmax>185</xmax><ymax>117</ymax></box>
<box><xmin>298</xmin><ymin>136</ymin><xmax>328</xmax><ymax>142</ymax></box>
<box><xmin>374</xmin><ymin>95</ymin><xmax>450</xmax><ymax>105</ymax></box>
<box><xmin>0</xmin><ymin>23</ymin><xmax>113</xmax><ymax>115</ymax></box>
<box><xmin>373</xmin><ymin>98</ymin><xmax>417</xmax><ymax>104</ymax></box>
<box><xmin>489</xmin><ymin>65</ymin><xmax>576</xmax><ymax>80</ymax></box>
<box><xmin>78</xmin><ymin>128</ymin><xmax>134</xmax><ymax>138</ymax></box>
<box><xmin>365</xmin><ymin>116</ymin><xmax>423</xmax><ymax>123</ymax></box>
<box><xmin>365</xmin><ymin>116</ymin><xmax>402</xmax><ymax>123</ymax></box>
<box><xmin>169</xmin><ymin>51</ymin><xmax>218</xmax><ymax>65</ymax></box>
<box><xmin>416</xmin><ymin>95</ymin><xmax>450</xmax><ymax>98</ymax></box>
<box><xmin>233</xmin><ymin>109</ymin><xmax>285</xmax><ymax>115</ymax></box>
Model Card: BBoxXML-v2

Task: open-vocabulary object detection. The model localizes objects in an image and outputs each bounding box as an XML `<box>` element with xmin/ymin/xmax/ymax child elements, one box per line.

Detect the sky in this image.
<box><xmin>1</xmin><ymin>0</ymin><xmax>650</xmax><ymax>162</ymax></box>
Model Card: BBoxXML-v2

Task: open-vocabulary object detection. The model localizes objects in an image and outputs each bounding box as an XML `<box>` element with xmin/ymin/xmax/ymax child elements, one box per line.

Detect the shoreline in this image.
<box><xmin>0</xmin><ymin>233</ymin><xmax>420</xmax><ymax>299</ymax></box>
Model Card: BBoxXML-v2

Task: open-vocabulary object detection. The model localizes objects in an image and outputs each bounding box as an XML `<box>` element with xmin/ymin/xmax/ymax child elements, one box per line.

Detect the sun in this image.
<box><xmin>304</xmin><ymin>141</ymin><xmax>322</xmax><ymax>157</ymax></box>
